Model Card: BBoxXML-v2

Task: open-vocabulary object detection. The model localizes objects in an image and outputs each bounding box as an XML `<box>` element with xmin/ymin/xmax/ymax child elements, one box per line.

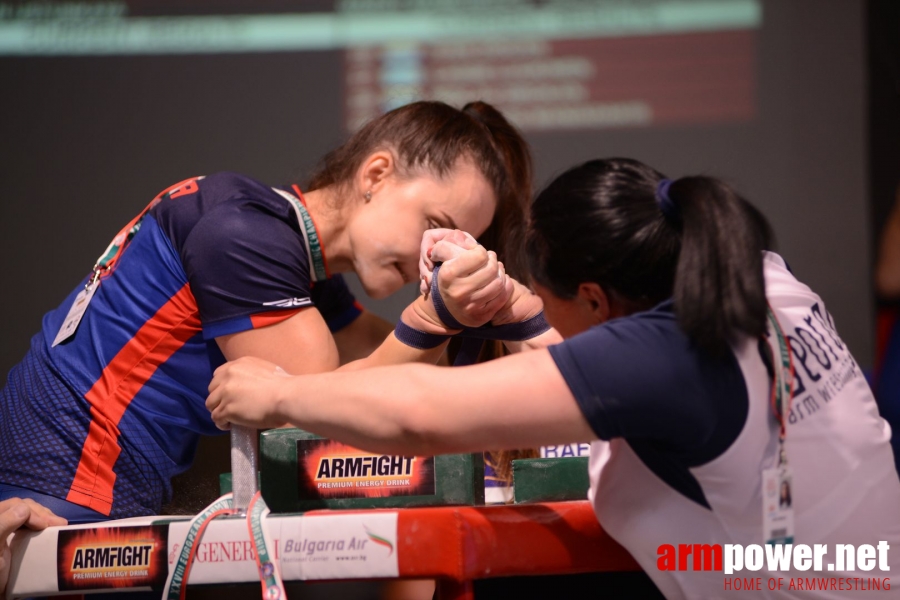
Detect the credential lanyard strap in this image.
<box><xmin>766</xmin><ymin>305</ymin><xmax>795</xmax><ymax>465</ymax></box>
<box><xmin>272</xmin><ymin>186</ymin><xmax>328</xmax><ymax>282</ymax></box>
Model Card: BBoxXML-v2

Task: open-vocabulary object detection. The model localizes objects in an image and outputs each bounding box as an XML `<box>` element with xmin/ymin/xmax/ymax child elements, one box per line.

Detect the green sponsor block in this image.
<box><xmin>218</xmin><ymin>471</ymin><xmax>262</xmax><ymax>495</ymax></box>
<box><xmin>219</xmin><ymin>472</ymin><xmax>239</xmax><ymax>495</ymax></box>
<box><xmin>256</xmin><ymin>428</ymin><xmax>484</xmax><ymax>511</ymax></box>
<box><xmin>512</xmin><ymin>457</ymin><xmax>590</xmax><ymax>504</ymax></box>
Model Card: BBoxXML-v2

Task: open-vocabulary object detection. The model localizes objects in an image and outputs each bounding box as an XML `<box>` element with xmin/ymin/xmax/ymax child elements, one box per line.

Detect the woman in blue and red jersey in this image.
<box><xmin>0</xmin><ymin>100</ymin><xmax>532</xmax><ymax>523</ymax></box>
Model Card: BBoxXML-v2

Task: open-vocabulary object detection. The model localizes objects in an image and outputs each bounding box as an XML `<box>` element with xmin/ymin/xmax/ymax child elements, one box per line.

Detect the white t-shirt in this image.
<box><xmin>549</xmin><ymin>253</ymin><xmax>900</xmax><ymax>599</ymax></box>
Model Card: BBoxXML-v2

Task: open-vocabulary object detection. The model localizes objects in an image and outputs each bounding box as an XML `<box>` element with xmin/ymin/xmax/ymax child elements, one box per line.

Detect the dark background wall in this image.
<box><xmin>869</xmin><ymin>0</ymin><xmax>900</xmax><ymax>256</ymax></box>
<box><xmin>0</xmin><ymin>0</ymin><xmax>874</xmax><ymax>382</ymax></box>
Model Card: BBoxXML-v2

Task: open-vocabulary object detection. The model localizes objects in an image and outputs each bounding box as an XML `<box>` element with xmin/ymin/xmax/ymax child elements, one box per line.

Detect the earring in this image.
<box><xmin>364</xmin><ymin>190</ymin><xmax>372</xmax><ymax>202</ymax></box>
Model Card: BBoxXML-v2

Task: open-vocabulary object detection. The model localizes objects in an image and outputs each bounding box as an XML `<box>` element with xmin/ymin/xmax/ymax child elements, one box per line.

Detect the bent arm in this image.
<box><xmin>209</xmin><ymin>350</ymin><xmax>596</xmax><ymax>456</ymax></box>
<box><xmin>337</xmin><ymin>332</ymin><xmax>449</xmax><ymax>371</ymax></box>
<box><xmin>216</xmin><ymin>307</ymin><xmax>339</xmax><ymax>375</ymax></box>
<box><xmin>337</xmin><ymin>294</ymin><xmax>453</xmax><ymax>371</ymax></box>
<box><xmin>502</xmin><ymin>328</ymin><xmax>564</xmax><ymax>353</ymax></box>
<box><xmin>331</xmin><ymin>310</ymin><xmax>394</xmax><ymax>365</ymax></box>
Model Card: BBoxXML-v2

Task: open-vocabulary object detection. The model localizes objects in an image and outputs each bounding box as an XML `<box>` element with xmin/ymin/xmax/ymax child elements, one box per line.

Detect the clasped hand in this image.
<box><xmin>418</xmin><ymin>228</ymin><xmax>544</xmax><ymax>328</ymax></box>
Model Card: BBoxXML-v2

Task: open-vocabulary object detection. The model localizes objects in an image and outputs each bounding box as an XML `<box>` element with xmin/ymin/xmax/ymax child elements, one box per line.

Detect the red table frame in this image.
<box><xmin>305</xmin><ymin>500</ymin><xmax>641</xmax><ymax>600</ymax></box>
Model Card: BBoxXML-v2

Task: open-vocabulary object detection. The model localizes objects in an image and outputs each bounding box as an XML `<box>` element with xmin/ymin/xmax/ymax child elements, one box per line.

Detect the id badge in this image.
<box><xmin>52</xmin><ymin>283</ymin><xmax>97</xmax><ymax>347</ymax></box>
<box><xmin>762</xmin><ymin>465</ymin><xmax>794</xmax><ymax>545</ymax></box>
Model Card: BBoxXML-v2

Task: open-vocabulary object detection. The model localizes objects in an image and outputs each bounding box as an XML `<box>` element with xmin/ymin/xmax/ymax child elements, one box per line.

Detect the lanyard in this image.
<box><xmin>86</xmin><ymin>199</ymin><xmax>158</xmax><ymax>289</ymax></box>
<box><xmin>86</xmin><ymin>177</ymin><xmax>201</xmax><ymax>289</ymax></box>
<box><xmin>765</xmin><ymin>305</ymin><xmax>795</xmax><ymax>466</ymax></box>
<box><xmin>88</xmin><ymin>179</ymin><xmax>327</xmax><ymax>290</ymax></box>
<box><xmin>163</xmin><ymin>492</ymin><xmax>285</xmax><ymax>600</ymax></box>
<box><xmin>272</xmin><ymin>185</ymin><xmax>329</xmax><ymax>282</ymax></box>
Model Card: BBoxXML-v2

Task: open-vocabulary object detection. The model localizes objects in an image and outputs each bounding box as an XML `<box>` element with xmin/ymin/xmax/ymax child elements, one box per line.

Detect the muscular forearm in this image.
<box><xmin>337</xmin><ymin>295</ymin><xmax>455</xmax><ymax>371</ymax></box>
<box><xmin>332</xmin><ymin>311</ymin><xmax>394</xmax><ymax>365</ymax></box>
<box><xmin>271</xmin><ymin>350</ymin><xmax>594</xmax><ymax>456</ymax></box>
<box><xmin>502</xmin><ymin>327</ymin><xmax>563</xmax><ymax>353</ymax></box>
<box><xmin>274</xmin><ymin>363</ymin><xmax>441</xmax><ymax>454</ymax></box>
<box><xmin>337</xmin><ymin>333</ymin><xmax>448</xmax><ymax>371</ymax></box>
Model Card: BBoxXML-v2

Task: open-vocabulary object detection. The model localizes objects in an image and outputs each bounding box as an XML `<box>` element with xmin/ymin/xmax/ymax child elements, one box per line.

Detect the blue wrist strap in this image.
<box><xmin>393</xmin><ymin>264</ymin><xmax>551</xmax><ymax>363</ymax></box>
<box><xmin>394</xmin><ymin>320</ymin><xmax>451</xmax><ymax>349</ymax></box>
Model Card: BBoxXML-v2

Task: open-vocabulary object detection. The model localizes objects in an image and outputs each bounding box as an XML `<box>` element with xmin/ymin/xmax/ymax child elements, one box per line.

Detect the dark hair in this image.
<box><xmin>526</xmin><ymin>158</ymin><xmax>774</xmax><ymax>354</ymax></box>
<box><xmin>307</xmin><ymin>100</ymin><xmax>532</xmax><ymax>277</ymax></box>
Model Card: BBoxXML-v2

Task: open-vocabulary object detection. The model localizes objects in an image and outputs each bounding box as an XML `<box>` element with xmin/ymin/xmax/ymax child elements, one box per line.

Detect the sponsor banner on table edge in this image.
<box><xmin>57</xmin><ymin>525</ymin><xmax>168</xmax><ymax>591</ymax></box>
<box><xmin>162</xmin><ymin>512</ymin><xmax>400</xmax><ymax>582</ymax></box>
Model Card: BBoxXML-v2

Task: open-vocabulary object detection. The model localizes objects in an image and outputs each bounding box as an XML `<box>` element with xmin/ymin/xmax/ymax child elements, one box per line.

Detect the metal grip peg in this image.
<box><xmin>230</xmin><ymin>425</ymin><xmax>259</xmax><ymax>515</ymax></box>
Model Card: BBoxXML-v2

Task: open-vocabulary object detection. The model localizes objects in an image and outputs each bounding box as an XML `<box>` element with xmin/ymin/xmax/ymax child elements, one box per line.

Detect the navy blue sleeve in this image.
<box><xmin>181</xmin><ymin>200</ymin><xmax>313</xmax><ymax>339</ymax></box>
<box><xmin>311</xmin><ymin>275</ymin><xmax>363</xmax><ymax>333</ymax></box>
<box><xmin>547</xmin><ymin>308</ymin><xmax>747</xmax><ymax>457</ymax></box>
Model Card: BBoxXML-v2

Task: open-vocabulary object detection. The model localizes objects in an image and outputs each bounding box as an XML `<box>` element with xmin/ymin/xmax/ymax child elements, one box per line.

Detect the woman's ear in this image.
<box><xmin>357</xmin><ymin>151</ymin><xmax>394</xmax><ymax>199</ymax></box>
<box><xmin>576</xmin><ymin>282</ymin><xmax>611</xmax><ymax>324</ymax></box>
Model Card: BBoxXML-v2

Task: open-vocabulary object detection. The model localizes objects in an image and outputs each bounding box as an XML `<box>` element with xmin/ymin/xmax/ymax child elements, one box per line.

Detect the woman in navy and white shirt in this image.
<box><xmin>208</xmin><ymin>158</ymin><xmax>900</xmax><ymax>599</ymax></box>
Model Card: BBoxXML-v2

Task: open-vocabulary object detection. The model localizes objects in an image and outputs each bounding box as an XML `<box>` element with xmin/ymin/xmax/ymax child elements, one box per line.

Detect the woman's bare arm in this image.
<box><xmin>207</xmin><ymin>350</ymin><xmax>595</xmax><ymax>456</ymax></box>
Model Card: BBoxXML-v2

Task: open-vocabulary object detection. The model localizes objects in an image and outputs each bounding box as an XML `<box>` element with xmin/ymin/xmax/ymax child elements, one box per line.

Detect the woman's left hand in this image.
<box><xmin>207</xmin><ymin>357</ymin><xmax>291</xmax><ymax>430</ymax></box>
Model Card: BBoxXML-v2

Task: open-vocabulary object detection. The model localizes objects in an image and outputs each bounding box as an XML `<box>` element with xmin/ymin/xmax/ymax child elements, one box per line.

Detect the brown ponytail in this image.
<box><xmin>460</xmin><ymin>101</ymin><xmax>533</xmax><ymax>278</ymax></box>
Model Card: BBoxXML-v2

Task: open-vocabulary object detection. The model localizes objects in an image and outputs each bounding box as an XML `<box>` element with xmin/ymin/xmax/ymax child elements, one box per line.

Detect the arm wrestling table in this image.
<box><xmin>391</xmin><ymin>500</ymin><xmax>640</xmax><ymax>599</ymax></box>
<box><xmin>7</xmin><ymin>500</ymin><xmax>640</xmax><ymax>599</ymax></box>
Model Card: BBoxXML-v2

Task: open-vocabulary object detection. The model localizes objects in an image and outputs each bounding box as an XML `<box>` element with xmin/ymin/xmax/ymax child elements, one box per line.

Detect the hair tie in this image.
<box><xmin>655</xmin><ymin>178</ymin><xmax>679</xmax><ymax>220</ymax></box>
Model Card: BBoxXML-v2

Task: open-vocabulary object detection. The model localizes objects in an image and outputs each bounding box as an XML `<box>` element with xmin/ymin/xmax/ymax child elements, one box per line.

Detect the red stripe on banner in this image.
<box><xmin>66</xmin><ymin>284</ymin><xmax>201</xmax><ymax>515</ymax></box>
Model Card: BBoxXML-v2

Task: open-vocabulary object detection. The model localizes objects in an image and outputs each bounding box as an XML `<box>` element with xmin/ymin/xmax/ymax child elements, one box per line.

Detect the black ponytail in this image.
<box><xmin>668</xmin><ymin>176</ymin><xmax>773</xmax><ymax>353</ymax></box>
<box><xmin>526</xmin><ymin>158</ymin><xmax>773</xmax><ymax>354</ymax></box>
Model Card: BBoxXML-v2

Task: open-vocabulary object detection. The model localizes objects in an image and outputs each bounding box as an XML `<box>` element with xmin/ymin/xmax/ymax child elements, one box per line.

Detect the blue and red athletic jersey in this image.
<box><xmin>0</xmin><ymin>172</ymin><xmax>362</xmax><ymax>518</ymax></box>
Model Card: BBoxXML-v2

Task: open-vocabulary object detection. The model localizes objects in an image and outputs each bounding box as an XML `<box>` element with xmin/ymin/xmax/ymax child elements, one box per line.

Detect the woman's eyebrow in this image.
<box><xmin>441</xmin><ymin>211</ymin><xmax>458</xmax><ymax>230</ymax></box>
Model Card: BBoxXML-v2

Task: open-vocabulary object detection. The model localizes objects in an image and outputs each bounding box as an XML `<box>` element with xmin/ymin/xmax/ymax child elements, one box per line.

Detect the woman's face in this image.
<box><xmin>348</xmin><ymin>159</ymin><xmax>497</xmax><ymax>299</ymax></box>
<box><xmin>533</xmin><ymin>282</ymin><xmax>599</xmax><ymax>340</ymax></box>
